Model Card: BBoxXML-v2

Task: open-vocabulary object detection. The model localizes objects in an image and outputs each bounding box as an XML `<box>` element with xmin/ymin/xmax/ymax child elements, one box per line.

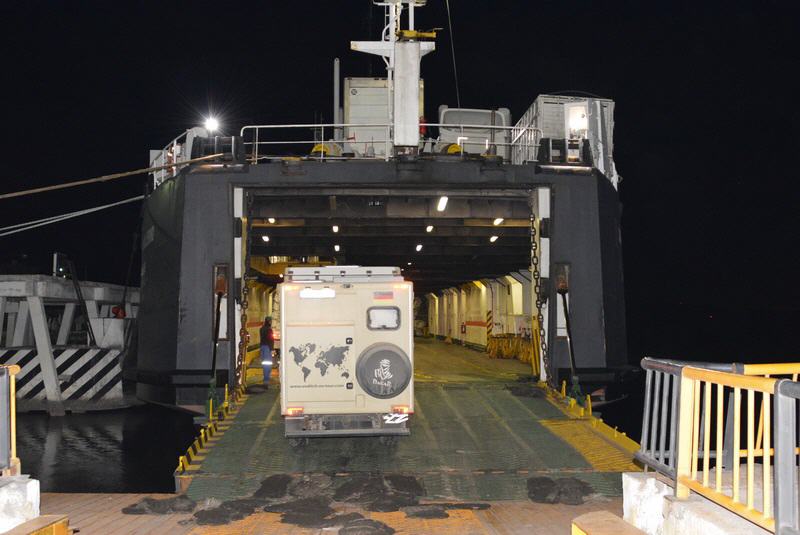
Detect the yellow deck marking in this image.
<box><xmin>539</xmin><ymin>419</ymin><xmax>639</xmax><ymax>472</ymax></box>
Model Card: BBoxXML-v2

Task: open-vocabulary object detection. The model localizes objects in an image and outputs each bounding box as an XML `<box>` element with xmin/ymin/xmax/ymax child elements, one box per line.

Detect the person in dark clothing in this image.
<box><xmin>259</xmin><ymin>317</ymin><xmax>274</xmax><ymax>387</ymax></box>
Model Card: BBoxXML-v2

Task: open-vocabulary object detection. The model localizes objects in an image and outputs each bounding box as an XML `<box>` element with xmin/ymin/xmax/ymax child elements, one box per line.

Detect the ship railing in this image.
<box><xmin>150</xmin><ymin>130</ymin><xmax>190</xmax><ymax>188</ymax></box>
<box><xmin>637</xmin><ymin>357</ymin><xmax>733</xmax><ymax>478</ymax></box>
<box><xmin>640</xmin><ymin>357</ymin><xmax>800</xmax><ymax>533</ymax></box>
<box><xmin>149</xmin><ymin>127</ymin><xmax>207</xmax><ymax>188</ymax></box>
<box><xmin>1</xmin><ymin>364</ymin><xmax>20</xmax><ymax>476</ymax></box>
<box><xmin>239</xmin><ymin>122</ymin><xmax>540</xmax><ymax>163</ymax></box>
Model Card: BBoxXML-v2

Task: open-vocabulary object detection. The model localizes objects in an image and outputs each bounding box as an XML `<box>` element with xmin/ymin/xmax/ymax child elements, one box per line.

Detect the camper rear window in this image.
<box><xmin>367</xmin><ymin>307</ymin><xmax>400</xmax><ymax>330</ymax></box>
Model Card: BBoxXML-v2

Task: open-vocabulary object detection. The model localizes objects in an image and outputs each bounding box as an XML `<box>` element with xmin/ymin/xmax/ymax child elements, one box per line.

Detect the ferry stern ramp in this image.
<box><xmin>174</xmin><ymin>338</ymin><xmax>639</xmax><ymax>533</ymax></box>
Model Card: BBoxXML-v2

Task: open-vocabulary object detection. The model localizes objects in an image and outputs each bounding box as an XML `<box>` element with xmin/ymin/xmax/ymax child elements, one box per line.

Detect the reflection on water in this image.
<box><xmin>16</xmin><ymin>404</ymin><xmax>197</xmax><ymax>493</ymax></box>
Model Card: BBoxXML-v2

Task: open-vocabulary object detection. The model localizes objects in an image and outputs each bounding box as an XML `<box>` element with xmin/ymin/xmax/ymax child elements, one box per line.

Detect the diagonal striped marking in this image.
<box><xmin>17</xmin><ymin>362</ymin><xmax>44</xmax><ymax>397</ymax></box>
<box><xmin>0</xmin><ymin>349</ymin><xmax>33</xmax><ymax>367</ymax></box>
<box><xmin>22</xmin><ymin>377</ymin><xmax>46</xmax><ymax>399</ymax></box>
<box><xmin>58</xmin><ymin>349</ymin><xmax>102</xmax><ymax>393</ymax></box>
<box><xmin>61</xmin><ymin>351</ymin><xmax>112</xmax><ymax>399</ymax></box>
<box><xmin>539</xmin><ymin>419</ymin><xmax>639</xmax><ymax>472</ymax></box>
<box><xmin>91</xmin><ymin>373</ymin><xmax>122</xmax><ymax>400</ymax></box>
<box><xmin>56</xmin><ymin>348</ymin><xmax>90</xmax><ymax>375</ymax></box>
<box><xmin>68</xmin><ymin>356</ymin><xmax>120</xmax><ymax>400</ymax></box>
<box><xmin>13</xmin><ymin>351</ymin><xmax>39</xmax><ymax>378</ymax></box>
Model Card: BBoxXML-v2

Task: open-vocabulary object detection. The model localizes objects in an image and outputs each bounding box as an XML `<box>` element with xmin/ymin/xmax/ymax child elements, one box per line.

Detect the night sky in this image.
<box><xmin>3</xmin><ymin>1</ymin><xmax>799</xmax><ymax>363</ymax></box>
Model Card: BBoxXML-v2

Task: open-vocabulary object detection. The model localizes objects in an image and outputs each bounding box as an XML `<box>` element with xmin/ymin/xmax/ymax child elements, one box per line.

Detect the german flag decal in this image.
<box><xmin>373</xmin><ymin>291</ymin><xmax>394</xmax><ymax>300</ymax></box>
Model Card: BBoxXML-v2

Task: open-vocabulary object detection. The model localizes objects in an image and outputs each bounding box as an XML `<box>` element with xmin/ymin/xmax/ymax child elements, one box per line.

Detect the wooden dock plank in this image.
<box><xmin>43</xmin><ymin>493</ymin><xmax>624</xmax><ymax>534</ymax></box>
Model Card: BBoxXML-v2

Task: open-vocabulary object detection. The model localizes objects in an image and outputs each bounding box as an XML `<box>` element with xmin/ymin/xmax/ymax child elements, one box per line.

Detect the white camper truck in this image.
<box><xmin>279</xmin><ymin>266</ymin><xmax>414</xmax><ymax>444</ymax></box>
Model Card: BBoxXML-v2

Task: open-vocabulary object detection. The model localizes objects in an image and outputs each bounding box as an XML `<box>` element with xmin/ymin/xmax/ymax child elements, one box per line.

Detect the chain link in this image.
<box><xmin>236</xmin><ymin>280</ymin><xmax>250</xmax><ymax>389</ymax></box>
<box><xmin>530</xmin><ymin>213</ymin><xmax>549</xmax><ymax>382</ymax></box>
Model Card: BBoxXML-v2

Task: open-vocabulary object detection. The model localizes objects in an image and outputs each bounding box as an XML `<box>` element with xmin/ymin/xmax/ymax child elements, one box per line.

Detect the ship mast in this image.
<box><xmin>351</xmin><ymin>0</ymin><xmax>435</xmax><ymax>157</ymax></box>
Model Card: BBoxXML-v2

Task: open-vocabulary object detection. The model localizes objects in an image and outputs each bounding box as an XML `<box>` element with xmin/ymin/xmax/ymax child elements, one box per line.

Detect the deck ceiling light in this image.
<box><xmin>407</xmin><ymin>262</ymin><xmax>412</xmax><ymax>265</ymax></box>
<box><xmin>334</xmin><ymin>244</ymin><xmax>340</xmax><ymax>252</ymax></box>
<box><xmin>415</xmin><ymin>244</ymin><xmax>423</xmax><ymax>252</ymax></box>
<box><xmin>493</xmin><ymin>218</ymin><xmax>504</xmax><ymax>226</ymax></box>
<box><xmin>262</xmin><ymin>235</ymin><xmax>270</xmax><ymax>242</ymax></box>
<box><xmin>436</xmin><ymin>196</ymin><xmax>448</xmax><ymax>212</ymax></box>
<box><xmin>267</xmin><ymin>217</ymin><xmax>276</xmax><ymax>224</ymax></box>
<box><xmin>332</xmin><ymin>225</ymin><xmax>339</xmax><ymax>233</ymax></box>
<box><xmin>426</xmin><ymin>225</ymin><xmax>434</xmax><ymax>232</ymax></box>
<box><xmin>489</xmin><ymin>235</ymin><xmax>498</xmax><ymax>243</ymax></box>
<box><xmin>204</xmin><ymin>117</ymin><xmax>219</xmax><ymax>133</ymax></box>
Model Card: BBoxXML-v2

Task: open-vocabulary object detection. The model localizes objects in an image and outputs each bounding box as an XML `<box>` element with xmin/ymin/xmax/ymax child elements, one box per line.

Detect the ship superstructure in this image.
<box><xmin>136</xmin><ymin>0</ymin><xmax>626</xmax><ymax>410</ymax></box>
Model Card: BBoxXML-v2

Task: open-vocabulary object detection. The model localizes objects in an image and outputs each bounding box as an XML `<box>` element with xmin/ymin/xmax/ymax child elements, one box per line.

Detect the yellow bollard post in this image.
<box><xmin>208</xmin><ymin>398</ymin><xmax>214</xmax><ymax>423</ymax></box>
<box><xmin>585</xmin><ymin>394</ymin><xmax>592</xmax><ymax>416</ymax></box>
<box><xmin>224</xmin><ymin>384</ymin><xmax>229</xmax><ymax>409</ymax></box>
<box><xmin>561</xmin><ymin>380</ymin><xmax>567</xmax><ymax>397</ymax></box>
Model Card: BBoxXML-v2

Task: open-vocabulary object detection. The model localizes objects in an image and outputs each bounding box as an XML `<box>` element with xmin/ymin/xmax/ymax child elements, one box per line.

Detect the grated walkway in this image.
<box><xmin>186</xmin><ymin>340</ymin><xmax>634</xmax><ymax>502</ymax></box>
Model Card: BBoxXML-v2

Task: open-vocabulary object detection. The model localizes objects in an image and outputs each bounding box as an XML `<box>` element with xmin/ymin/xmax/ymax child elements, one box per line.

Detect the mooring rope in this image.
<box><xmin>0</xmin><ymin>195</ymin><xmax>145</xmax><ymax>237</ymax></box>
<box><xmin>0</xmin><ymin>153</ymin><xmax>222</xmax><ymax>201</ymax></box>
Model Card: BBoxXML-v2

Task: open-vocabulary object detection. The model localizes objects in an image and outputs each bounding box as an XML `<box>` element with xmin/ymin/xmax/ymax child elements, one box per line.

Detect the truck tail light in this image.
<box><xmin>286</xmin><ymin>407</ymin><xmax>304</xmax><ymax>416</ymax></box>
<box><xmin>392</xmin><ymin>405</ymin><xmax>412</xmax><ymax>415</ymax></box>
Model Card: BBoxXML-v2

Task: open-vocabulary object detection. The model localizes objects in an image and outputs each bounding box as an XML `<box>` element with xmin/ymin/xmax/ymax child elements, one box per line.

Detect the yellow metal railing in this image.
<box><xmin>1</xmin><ymin>364</ymin><xmax>21</xmax><ymax>477</ymax></box>
<box><xmin>676</xmin><ymin>366</ymin><xmax>777</xmax><ymax>532</ymax></box>
<box><xmin>740</xmin><ymin>364</ymin><xmax>800</xmax><ymax>468</ymax></box>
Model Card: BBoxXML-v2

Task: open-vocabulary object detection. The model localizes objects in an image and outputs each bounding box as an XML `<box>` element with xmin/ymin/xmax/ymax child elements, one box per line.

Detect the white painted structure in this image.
<box><xmin>350</xmin><ymin>0</ymin><xmax>435</xmax><ymax>154</ymax></box>
<box><xmin>623</xmin><ymin>473</ymin><xmax>769</xmax><ymax>535</ymax></box>
<box><xmin>0</xmin><ymin>275</ymin><xmax>139</xmax><ymax>415</ymax></box>
<box><xmin>0</xmin><ymin>476</ymin><xmax>39</xmax><ymax>533</ymax></box>
<box><xmin>512</xmin><ymin>94</ymin><xmax>619</xmax><ymax>187</ymax></box>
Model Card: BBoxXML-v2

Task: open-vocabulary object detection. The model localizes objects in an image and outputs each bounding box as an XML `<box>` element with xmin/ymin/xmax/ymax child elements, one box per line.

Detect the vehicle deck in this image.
<box><xmin>42</xmin><ymin>339</ymin><xmax>638</xmax><ymax>534</ymax></box>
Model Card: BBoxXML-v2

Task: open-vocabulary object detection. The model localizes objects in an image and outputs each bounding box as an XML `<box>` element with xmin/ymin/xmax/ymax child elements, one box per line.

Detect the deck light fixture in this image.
<box><xmin>204</xmin><ymin>117</ymin><xmax>219</xmax><ymax>133</ymax></box>
<box><xmin>415</xmin><ymin>244</ymin><xmax>423</xmax><ymax>252</ymax></box>
<box><xmin>426</xmin><ymin>225</ymin><xmax>434</xmax><ymax>232</ymax></box>
<box><xmin>334</xmin><ymin>244</ymin><xmax>340</xmax><ymax>252</ymax></box>
<box><xmin>262</xmin><ymin>235</ymin><xmax>270</xmax><ymax>242</ymax></box>
<box><xmin>407</xmin><ymin>262</ymin><xmax>412</xmax><ymax>265</ymax></box>
<box><xmin>493</xmin><ymin>218</ymin><xmax>504</xmax><ymax>226</ymax></box>
<box><xmin>489</xmin><ymin>235</ymin><xmax>498</xmax><ymax>243</ymax></box>
<box><xmin>332</xmin><ymin>225</ymin><xmax>339</xmax><ymax>233</ymax></box>
<box><xmin>267</xmin><ymin>217</ymin><xmax>276</xmax><ymax>224</ymax></box>
<box><xmin>436</xmin><ymin>196</ymin><xmax>448</xmax><ymax>211</ymax></box>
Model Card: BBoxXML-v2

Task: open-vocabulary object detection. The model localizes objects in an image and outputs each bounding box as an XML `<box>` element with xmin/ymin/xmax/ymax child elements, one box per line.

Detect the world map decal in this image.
<box><xmin>289</xmin><ymin>343</ymin><xmax>350</xmax><ymax>382</ymax></box>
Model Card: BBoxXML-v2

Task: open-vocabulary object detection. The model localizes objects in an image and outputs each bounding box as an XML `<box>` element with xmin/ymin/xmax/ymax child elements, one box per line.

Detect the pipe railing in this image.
<box><xmin>639</xmin><ymin>358</ymin><xmax>800</xmax><ymax>533</ymax></box>
<box><xmin>239</xmin><ymin>122</ymin><xmax>541</xmax><ymax>163</ymax></box>
<box><xmin>637</xmin><ymin>357</ymin><xmax>733</xmax><ymax>478</ymax></box>
<box><xmin>1</xmin><ymin>364</ymin><xmax>20</xmax><ymax>476</ymax></box>
<box><xmin>676</xmin><ymin>366</ymin><xmax>777</xmax><ymax>532</ymax></box>
<box><xmin>773</xmin><ymin>379</ymin><xmax>800</xmax><ymax>535</ymax></box>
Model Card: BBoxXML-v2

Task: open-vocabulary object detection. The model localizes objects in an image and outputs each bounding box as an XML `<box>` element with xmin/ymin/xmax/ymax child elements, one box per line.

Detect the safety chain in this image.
<box><xmin>530</xmin><ymin>212</ymin><xmax>550</xmax><ymax>383</ymax></box>
<box><xmin>236</xmin><ymin>281</ymin><xmax>250</xmax><ymax>390</ymax></box>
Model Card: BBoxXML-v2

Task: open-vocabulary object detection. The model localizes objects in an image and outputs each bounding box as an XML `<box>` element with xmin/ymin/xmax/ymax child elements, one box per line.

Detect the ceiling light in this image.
<box><xmin>426</xmin><ymin>225</ymin><xmax>434</xmax><ymax>232</ymax></box>
<box><xmin>493</xmin><ymin>218</ymin><xmax>504</xmax><ymax>226</ymax></box>
<box><xmin>415</xmin><ymin>244</ymin><xmax>423</xmax><ymax>252</ymax></box>
<box><xmin>407</xmin><ymin>262</ymin><xmax>412</xmax><ymax>265</ymax></box>
<box><xmin>489</xmin><ymin>235</ymin><xmax>498</xmax><ymax>243</ymax></box>
<box><xmin>332</xmin><ymin>225</ymin><xmax>339</xmax><ymax>233</ymax></box>
<box><xmin>334</xmin><ymin>244</ymin><xmax>340</xmax><ymax>252</ymax></box>
<box><xmin>436</xmin><ymin>196</ymin><xmax>448</xmax><ymax>212</ymax></box>
<box><xmin>204</xmin><ymin>117</ymin><xmax>219</xmax><ymax>133</ymax></box>
<box><xmin>262</xmin><ymin>235</ymin><xmax>270</xmax><ymax>242</ymax></box>
<box><xmin>267</xmin><ymin>217</ymin><xmax>276</xmax><ymax>224</ymax></box>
